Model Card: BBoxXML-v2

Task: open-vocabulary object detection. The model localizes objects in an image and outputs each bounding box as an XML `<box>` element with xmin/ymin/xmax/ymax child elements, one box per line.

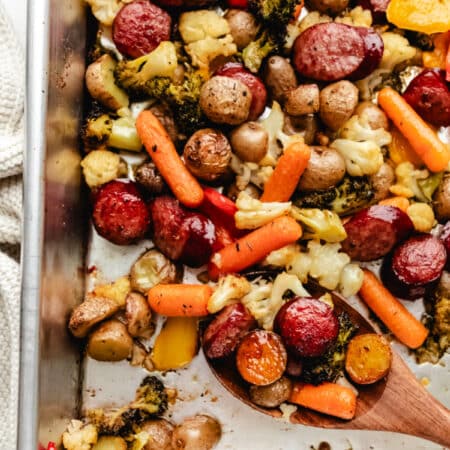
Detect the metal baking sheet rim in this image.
<box><xmin>20</xmin><ymin>0</ymin><xmax>449</xmax><ymax>448</ymax></box>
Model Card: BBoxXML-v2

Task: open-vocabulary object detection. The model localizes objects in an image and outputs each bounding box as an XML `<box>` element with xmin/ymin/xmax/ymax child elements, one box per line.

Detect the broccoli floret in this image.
<box><xmin>294</xmin><ymin>176</ymin><xmax>375</xmax><ymax>216</ymax></box>
<box><xmin>301</xmin><ymin>312</ymin><xmax>358</xmax><ymax>385</ymax></box>
<box><xmin>87</xmin><ymin>376</ymin><xmax>168</xmax><ymax>436</ymax></box>
<box><xmin>242</xmin><ymin>0</ymin><xmax>298</xmax><ymax>72</ymax></box>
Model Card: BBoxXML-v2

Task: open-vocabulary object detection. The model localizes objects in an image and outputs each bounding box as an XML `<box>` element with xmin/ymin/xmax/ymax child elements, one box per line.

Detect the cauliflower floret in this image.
<box><xmin>407</xmin><ymin>202</ymin><xmax>435</xmax><ymax>233</ymax></box>
<box><xmin>62</xmin><ymin>420</ymin><xmax>98</xmax><ymax>450</ymax></box>
<box><xmin>85</xmin><ymin>0</ymin><xmax>124</xmax><ymax>26</ymax></box>
<box><xmin>290</xmin><ymin>207</ymin><xmax>347</xmax><ymax>242</ymax></box>
<box><xmin>288</xmin><ymin>252</ymin><xmax>312</xmax><ymax>283</ymax></box>
<box><xmin>263</xmin><ymin>244</ymin><xmax>300</xmax><ymax>267</ymax></box>
<box><xmin>241</xmin><ymin>274</ymin><xmax>309</xmax><ymax>330</ymax></box>
<box><xmin>179</xmin><ymin>10</ymin><xmax>237</xmax><ymax>71</ymax></box>
<box><xmin>229</xmin><ymin>155</ymin><xmax>274</xmax><ymax>190</ymax></box>
<box><xmin>92</xmin><ymin>276</ymin><xmax>131</xmax><ymax>307</ymax></box>
<box><xmin>379</xmin><ymin>32</ymin><xmax>417</xmax><ymax>71</ymax></box>
<box><xmin>207</xmin><ymin>275</ymin><xmax>251</xmax><ymax>313</ymax></box>
<box><xmin>235</xmin><ymin>191</ymin><xmax>291</xmax><ymax>229</ymax></box>
<box><xmin>340</xmin><ymin>115</ymin><xmax>392</xmax><ymax>148</ymax></box>
<box><xmin>331</xmin><ymin>139</ymin><xmax>383</xmax><ymax>176</ymax></box>
<box><xmin>389</xmin><ymin>161</ymin><xmax>429</xmax><ymax>200</ymax></box>
<box><xmin>298</xmin><ymin>11</ymin><xmax>332</xmax><ymax>33</ymax></box>
<box><xmin>307</xmin><ymin>241</ymin><xmax>350</xmax><ymax>290</ymax></box>
<box><xmin>335</xmin><ymin>6</ymin><xmax>372</xmax><ymax>27</ymax></box>
<box><xmin>81</xmin><ymin>150</ymin><xmax>125</xmax><ymax>188</ymax></box>
<box><xmin>339</xmin><ymin>263</ymin><xmax>364</xmax><ymax>297</ymax></box>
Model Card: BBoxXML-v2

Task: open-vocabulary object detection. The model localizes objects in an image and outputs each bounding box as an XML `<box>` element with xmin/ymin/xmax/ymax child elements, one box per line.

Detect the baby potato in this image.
<box><xmin>355</xmin><ymin>101</ymin><xmax>389</xmax><ymax>131</ymax></box>
<box><xmin>125</xmin><ymin>292</ymin><xmax>153</xmax><ymax>339</ymax></box>
<box><xmin>225</xmin><ymin>9</ymin><xmax>259</xmax><ymax>50</ymax></box>
<box><xmin>345</xmin><ymin>333</ymin><xmax>392</xmax><ymax>385</ymax></box>
<box><xmin>249</xmin><ymin>376</ymin><xmax>293</xmax><ymax>408</ymax></box>
<box><xmin>230</xmin><ymin>121</ymin><xmax>268</xmax><ymax>163</ymax></box>
<box><xmin>306</xmin><ymin>0</ymin><xmax>349</xmax><ymax>15</ymax></box>
<box><xmin>172</xmin><ymin>415</ymin><xmax>221</xmax><ymax>450</ymax></box>
<box><xmin>141</xmin><ymin>419</ymin><xmax>174</xmax><ymax>450</ymax></box>
<box><xmin>369</xmin><ymin>162</ymin><xmax>395</xmax><ymax>202</ymax></box>
<box><xmin>92</xmin><ymin>436</ymin><xmax>127</xmax><ymax>450</ymax></box>
<box><xmin>285</xmin><ymin>84</ymin><xmax>320</xmax><ymax>116</ymax></box>
<box><xmin>87</xmin><ymin>319</ymin><xmax>133</xmax><ymax>362</ymax></box>
<box><xmin>263</xmin><ymin>56</ymin><xmax>297</xmax><ymax>103</ymax></box>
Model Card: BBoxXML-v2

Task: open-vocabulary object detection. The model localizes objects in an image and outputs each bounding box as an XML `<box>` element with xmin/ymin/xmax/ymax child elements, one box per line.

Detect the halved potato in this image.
<box><xmin>345</xmin><ymin>333</ymin><xmax>392</xmax><ymax>385</ymax></box>
<box><xmin>92</xmin><ymin>436</ymin><xmax>127</xmax><ymax>450</ymax></box>
<box><xmin>85</xmin><ymin>54</ymin><xmax>129</xmax><ymax>111</ymax></box>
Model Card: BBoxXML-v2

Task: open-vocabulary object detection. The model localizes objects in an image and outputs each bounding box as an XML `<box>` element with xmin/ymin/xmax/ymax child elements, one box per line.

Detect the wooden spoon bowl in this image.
<box><xmin>204</xmin><ymin>289</ymin><xmax>450</xmax><ymax>447</ymax></box>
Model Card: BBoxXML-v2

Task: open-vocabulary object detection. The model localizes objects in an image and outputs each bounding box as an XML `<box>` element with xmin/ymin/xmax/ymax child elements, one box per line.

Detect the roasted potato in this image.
<box><xmin>285</xmin><ymin>84</ymin><xmax>320</xmax><ymax>116</ymax></box>
<box><xmin>249</xmin><ymin>376</ymin><xmax>293</xmax><ymax>408</ymax></box>
<box><xmin>172</xmin><ymin>415</ymin><xmax>221</xmax><ymax>450</ymax></box>
<box><xmin>225</xmin><ymin>9</ymin><xmax>259</xmax><ymax>50</ymax></box>
<box><xmin>263</xmin><ymin>56</ymin><xmax>297</xmax><ymax>103</ymax></box>
<box><xmin>92</xmin><ymin>436</ymin><xmax>127</xmax><ymax>450</ymax></box>
<box><xmin>92</xmin><ymin>276</ymin><xmax>131</xmax><ymax>307</ymax></box>
<box><xmin>125</xmin><ymin>292</ymin><xmax>153</xmax><ymax>339</ymax></box>
<box><xmin>85</xmin><ymin>54</ymin><xmax>129</xmax><ymax>111</ymax></box>
<box><xmin>370</xmin><ymin>162</ymin><xmax>395</xmax><ymax>202</ymax></box>
<box><xmin>345</xmin><ymin>333</ymin><xmax>392</xmax><ymax>385</ymax></box>
<box><xmin>283</xmin><ymin>114</ymin><xmax>319</xmax><ymax>146</ymax></box>
<box><xmin>69</xmin><ymin>294</ymin><xmax>120</xmax><ymax>338</ymax></box>
<box><xmin>183</xmin><ymin>128</ymin><xmax>232</xmax><ymax>181</ymax></box>
<box><xmin>319</xmin><ymin>81</ymin><xmax>359</xmax><ymax>131</ymax></box>
<box><xmin>141</xmin><ymin>419</ymin><xmax>174</xmax><ymax>450</ymax></box>
<box><xmin>230</xmin><ymin>121</ymin><xmax>268</xmax><ymax>163</ymax></box>
<box><xmin>134</xmin><ymin>162</ymin><xmax>167</xmax><ymax>196</ymax></box>
<box><xmin>199</xmin><ymin>76</ymin><xmax>252</xmax><ymax>125</ymax></box>
<box><xmin>306</xmin><ymin>0</ymin><xmax>349</xmax><ymax>15</ymax></box>
<box><xmin>297</xmin><ymin>146</ymin><xmax>346</xmax><ymax>191</ymax></box>
<box><xmin>149</xmin><ymin>102</ymin><xmax>179</xmax><ymax>144</ymax></box>
<box><xmin>130</xmin><ymin>249</ymin><xmax>181</xmax><ymax>294</ymax></box>
<box><xmin>87</xmin><ymin>319</ymin><xmax>133</xmax><ymax>362</ymax></box>
<box><xmin>355</xmin><ymin>101</ymin><xmax>389</xmax><ymax>131</ymax></box>
<box><xmin>434</xmin><ymin>175</ymin><xmax>450</xmax><ymax>221</ymax></box>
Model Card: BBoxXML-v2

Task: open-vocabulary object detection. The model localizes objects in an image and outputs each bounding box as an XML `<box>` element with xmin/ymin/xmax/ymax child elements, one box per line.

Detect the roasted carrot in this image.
<box><xmin>289</xmin><ymin>382</ymin><xmax>357</xmax><ymax>420</ymax></box>
<box><xmin>378</xmin><ymin>87</ymin><xmax>450</xmax><ymax>172</ymax></box>
<box><xmin>148</xmin><ymin>284</ymin><xmax>212</xmax><ymax>317</ymax></box>
<box><xmin>260</xmin><ymin>140</ymin><xmax>311</xmax><ymax>202</ymax></box>
<box><xmin>359</xmin><ymin>269</ymin><xmax>429</xmax><ymax>349</ymax></box>
<box><xmin>208</xmin><ymin>216</ymin><xmax>302</xmax><ymax>280</ymax></box>
<box><xmin>378</xmin><ymin>196</ymin><xmax>410</xmax><ymax>212</ymax></box>
<box><xmin>293</xmin><ymin>0</ymin><xmax>304</xmax><ymax>21</ymax></box>
<box><xmin>136</xmin><ymin>110</ymin><xmax>204</xmax><ymax>208</ymax></box>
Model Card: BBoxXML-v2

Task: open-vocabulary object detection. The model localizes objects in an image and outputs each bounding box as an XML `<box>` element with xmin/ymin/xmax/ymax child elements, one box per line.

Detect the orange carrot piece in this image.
<box><xmin>136</xmin><ymin>110</ymin><xmax>204</xmax><ymax>208</ymax></box>
<box><xmin>378</xmin><ymin>196</ymin><xmax>410</xmax><ymax>212</ymax></box>
<box><xmin>208</xmin><ymin>216</ymin><xmax>302</xmax><ymax>280</ymax></box>
<box><xmin>260</xmin><ymin>140</ymin><xmax>311</xmax><ymax>202</ymax></box>
<box><xmin>148</xmin><ymin>284</ymin><xmax>212</xmax><ymax>317</ymax></box>
<box><xmin>359</xmin><ymin>269</ymin><xmax>429</xmax><ymax>349</ymax></box>
<box><xmin>293</xmin><ymin>0</ymin><xmax>304</xmax><ymax>21</ymax></box>
<box><xmin>378</xmin><ymin>87</ymin><xmax>450</xmax><ymax>172</ymax></box>
<box><xmin>289</xmin><ymin>382</ymin><xmax>357</xmax><ymax>420</ymax></box>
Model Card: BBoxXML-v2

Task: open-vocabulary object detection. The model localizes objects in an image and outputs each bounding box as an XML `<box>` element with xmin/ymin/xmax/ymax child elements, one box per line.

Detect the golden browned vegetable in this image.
<box><xmin>355</xmin><ymin>101</ymin><xmax>389</xmax><ymax>131</ymax></box>
<box><xmin>141</xmin><ymin>419</ymin><xmax>174</xmax><ymax>450</ymax></box>
<box><xmin>230</xmin><ymin>121</ymin><xmax>268</xmax><ymax>163</ymax></box>
<box><xmin>172</xmin><ymin>415</ymin><xmax>221</xmax><ymax>450</ymax></box>
<box><xmin>434</xmin><ymin>175</ymin><xmax>450</xmax><ymax>221</ymax></box>
<box><xmin>249</xmin><ymin>376</ymin><xmax>293</xmax><ymax>408</ymax></box>
<box><xmin>370</xmin><ymin>162</ymin><xmax>395</xmax><ymax>202</ymax></box>
<box><xmin>69</xmin><ymin>294</ymin><xmax>120</xmax><ymax>338</ymax></box>
<box><xmin>263</xmin><ymin>56</ymin><xmax>297</xmax><ymax>103</ymax></box>
<box><xmin>87</xmin><ymin>319</ymin><xmax>133</xmax><ymax>362</ymax></box>
<box><xmin>285</xmin><ymin>84</ymin><xmax>320</xmax><ymax>116</ymax></box>
<box><xmin>92</xmin><ymin>436</ymin><xmax>127</xmax><ymax>450</ymax></box>
<box><xmin>345</xmin><ymin>333</ymin><xmax>392</xmax><ymax>385</ymax></box>
<box><xmin>125</xmin><ymin>292</ymin><xmax>153</xmax><ymax>339</ymax></box>
<box><xmin>151</xmin><ymin>317</ymin><xmax>199</xmax><ymax>371</ymax></box>
<box><xmin>92</xmin><ymin>276</ymin><xmax>131</xmax><ymax>307</ymax></box>
<box><xmin>225</xmin><ymin>9</ymin><xmax>259</xmax><ymax>50</ymax></box>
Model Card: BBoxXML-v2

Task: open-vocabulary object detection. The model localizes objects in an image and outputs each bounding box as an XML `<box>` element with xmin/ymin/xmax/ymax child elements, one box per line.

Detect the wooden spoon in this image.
<box><xmin>205</xmin><ymin>289</ymin><xmax>450</xmax><ymax>447</ymax></box>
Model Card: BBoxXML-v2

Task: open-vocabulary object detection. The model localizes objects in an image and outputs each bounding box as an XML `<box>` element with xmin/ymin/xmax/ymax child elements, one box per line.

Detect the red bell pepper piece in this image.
<box><xmin>40</xmin><ymin>443</ymin><xmax>56</xmax><ymax>450</ymax></box>
<box><xmin>227</xmin><ymin>0</ymin><xmax>248</xmax><ymax>8</ymax></box>
<box><xmin>446</xmin><ymin>40</ymin><xmax>450</xmax><ymax>82</ymax></box>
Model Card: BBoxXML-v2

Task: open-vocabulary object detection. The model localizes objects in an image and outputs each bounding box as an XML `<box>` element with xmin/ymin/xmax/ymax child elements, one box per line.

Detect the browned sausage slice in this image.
<box><xmin>341</xmin><ymin>205</ymin><xmax>414</xmax><ymax>261</ymax></box>
<box><xmin>381</xmin><ymin>234</ymin><xmax>447</xmax><ymax>300</ymax></box>
<box><xmin>292</xmin><ymin>23</ymin><xmax>366</xmax><ymax>82</ymax></box>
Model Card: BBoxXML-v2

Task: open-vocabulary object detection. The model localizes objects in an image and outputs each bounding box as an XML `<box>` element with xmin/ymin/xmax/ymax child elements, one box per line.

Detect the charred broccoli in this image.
<box><xmin>87</xmin><ymin>376</ymin><xmax>168</xmax><ymax>435</ymax></box>
<box><xmin>294</xmin><ymin>176</ymin><xmax>375</xmax><ymax>216</ymax></box>
<box><xmin>301</xmin><ymin>312</ymin><xmax>358</xmax><ymax>385</ymax></box>
<box><xmin>243</xmin><ymin>0</ymin><xmax>298</xmax><ymax>72</ymax></box>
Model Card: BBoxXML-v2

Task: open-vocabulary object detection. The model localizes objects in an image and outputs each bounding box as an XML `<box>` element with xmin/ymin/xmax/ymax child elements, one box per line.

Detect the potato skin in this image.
<box><xmin>355</xmin><ymin>101</ymin><xmax>389</xmax><ymax>131</ymax></box>
<box><xmin>125</xmin><ymin>292</ymin><xmax>153</xmax><ymax>338</ymax></box>
<box><xmin>434</xmin><ymin>175</ymin><xmax>450</xmax><ymax>222</ymax></box>
<box><xmin>249</xmin><ymin>376</ymin><xmax>292</xmax><ymax>408</ymax></box>
<box><xmin>225</xmin><ymin>9</ymin><xmax>259</xmax><ymax>50</ymax></box>
<box><xmin>230</xmin><ymin>121</ymin><xmax>268</xmax><ymax>163</ymax></box>
<box><xmin>172</xmin><ymin>415</ymin><xmax>221</xmax><ymax>450</ymax></box>
<box><xmin>69</xmin><ymin>294</ymin><xmax>120</xmax><ymax>338</ymax></box>
<box><xmin>369</xmin><ymin>162</ymin><xmax>395</xmax><ymax>202</ymax></box>
<box><xmin>285</xmin><ymin>84</ymin><xmax>320</xmax><ymax>116</ymax></box>
<box><xmin>319</xmin><ymin>81</ymin><xmax>359</xmax><ymax>131</ymax></box>
<box><xmin>141</xmin><ymin>419</ymin><xmax>174</xmax><ymax>450</ymax></box>
<box><xmin>297</xmin><ymin>146</ymin><xmax>346</xmax><ymax>191</ymax></box>
<box><xmin>306</xmin><ymin>0</ymin><xmax>349</xmax><ymax>15</ymax></box>
<box><xmin>200</xmin><ymin>76</ymin><xmax>252</xmax><ymax>125</ymax></box>
<box><xmin>345</xmin><ymin>333</ymin><xmax>392</xmax><ymax>384</ymax></box>
<box><xmin>263</xmin><ymin>56</ymin><xmax>297</xmax><ymax>103</ymax></box>
<box><xmin>92</xmin><ymin>436</ymin><xmax>127</xmax><ymax>450</ymax></box>
<box><xmin>87</xmin><ymin>319</ymin><xmax>133</xmax><ymax>362</ymax></box>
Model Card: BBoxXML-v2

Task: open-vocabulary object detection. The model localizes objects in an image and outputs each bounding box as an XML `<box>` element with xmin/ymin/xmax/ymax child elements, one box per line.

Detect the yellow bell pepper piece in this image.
<box><xmin>387</xmin><ymin>0</ymin><xmax>450</xmax><ymax>34</ymax></box>
<box><xmin>423</xmin><ymin>32</ymin><xmax>450</xmax><ymax>70</ymax></box>
<box><xmin>151</xmin><ymin>317</ymin><xmax>198</xmax><ymax>371</ymax></box>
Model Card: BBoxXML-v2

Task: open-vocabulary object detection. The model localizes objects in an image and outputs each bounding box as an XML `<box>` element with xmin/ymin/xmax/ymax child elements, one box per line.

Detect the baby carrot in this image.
<box><xmin>208</xmin><ymin>216</ymin><xmax>302</xmax><ymax>280</ymax></box>
<box><xmin>148</xmin><ymin>284</ymin><xmax>212</xmax><ymax>317</ymax></box>
<box><xmin>289</xmin><ymin>382</ymin><xmax>357</xmax><ymax>420</ymax></box>
<box><xmin>260</xmin><ymin>140</ymin><xmax>311</xmax><ymax>202</ymax></box>
<box><xmin>136</xmin><ymin>110</ymin><xmax>204</xmax><ymax>208</ymax></box>
<box><xmin>359</xmin><ymin>269</ymin><xmax>429</xmax><ymax>349</ymax></box>
<box><xmin>378</xmin><ymin>196</ymin><xmax>410</xmax><ymax>212</ymax></box>
<box><xmin>378</xmin><ymin>87</ymin><xmax>450</xmax><ymax>172</ymax></box>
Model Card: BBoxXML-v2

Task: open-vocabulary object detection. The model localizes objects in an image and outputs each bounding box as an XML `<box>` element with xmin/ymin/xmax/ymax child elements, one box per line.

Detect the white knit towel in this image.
<box><xmin>0</xmin><ymin>1</ymin><xmax>24</xmax><ymax>448</ymax></box>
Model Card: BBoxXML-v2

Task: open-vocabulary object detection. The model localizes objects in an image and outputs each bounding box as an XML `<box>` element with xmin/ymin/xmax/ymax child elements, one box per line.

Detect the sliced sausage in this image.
<box><xmin>341</xmin><ymin>205</ymin><xmax>414</xmax><ymax>261</ymax></box>
<box><xmin>350</xmin><ymin>27</ymin><xmax>384</xmax><ymax>80</ymax></box>
<box><xmin>203</xmin><ymin>303</ymin><xmax>256</xmax><ymax>359</ymax></box>
<box><xmin>92</xmin><ymin>180</ymin><xmax>150</xmax><ymax>245</ymax></box>
<box><xmin>113</xmin><ymin>0</ymin><xmax>171</xmax><ymax>59</ymax></box>
<box><xmin>381</xmin><ymin>235</ymin><xmax>447</xmax><ymax>300</ymax></box>
<box><xmin>293</xmin><ymin>23</ymin><xmax>366</xmax><ymax>82</ymax></box>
